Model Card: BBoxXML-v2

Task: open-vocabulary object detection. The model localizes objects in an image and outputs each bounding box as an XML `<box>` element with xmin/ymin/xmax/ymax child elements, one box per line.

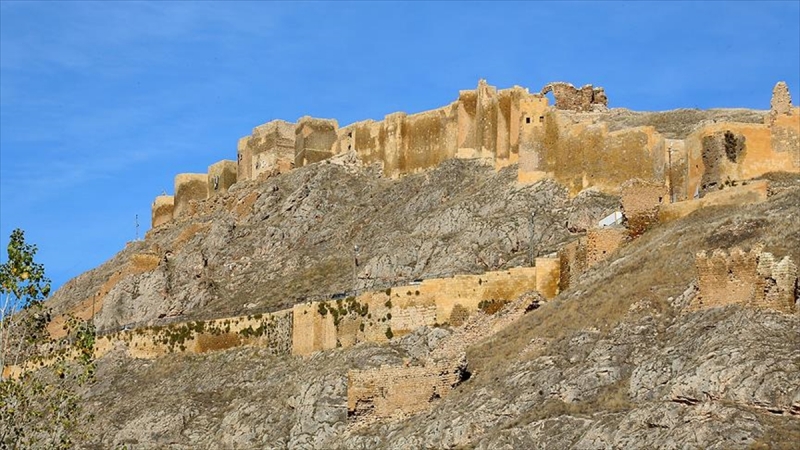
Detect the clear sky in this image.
<box><xmin>1</xmin><ymin>1</ymin><xmax>799</xmax><ymax>294</ymax></box>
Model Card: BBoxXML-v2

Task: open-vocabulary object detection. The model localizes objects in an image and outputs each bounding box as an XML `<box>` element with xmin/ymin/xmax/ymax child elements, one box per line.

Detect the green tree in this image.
<box><xmin>0</xmin><ymin>228</ymin><xmax>95</xmax><ymax>449</ymax></box>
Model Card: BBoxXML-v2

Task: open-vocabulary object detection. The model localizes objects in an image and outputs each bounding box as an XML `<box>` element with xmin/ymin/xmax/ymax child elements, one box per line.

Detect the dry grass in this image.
<box><xmin>468</xmin><ymin>185</ymin><xmax>800</xmax><ymax>378</ymax></box>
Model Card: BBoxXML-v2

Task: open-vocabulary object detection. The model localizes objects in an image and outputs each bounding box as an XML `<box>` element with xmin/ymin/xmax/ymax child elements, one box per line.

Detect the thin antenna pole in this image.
<box><xmin>135</xmin><ymin>214</ymin><xmax>140</xmax><ymax>241</ymax></box>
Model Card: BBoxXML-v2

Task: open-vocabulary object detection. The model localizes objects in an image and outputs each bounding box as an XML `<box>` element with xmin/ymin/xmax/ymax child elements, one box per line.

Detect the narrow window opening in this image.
<box><xmin>525</xmin><ymin>117</ymin><xmax>531</xmax><ymax>124</ymax></box>
<box><xmin>539</xmin><ymin>116</ymin><xmax>544</xmax><ymax>123</ymax></box>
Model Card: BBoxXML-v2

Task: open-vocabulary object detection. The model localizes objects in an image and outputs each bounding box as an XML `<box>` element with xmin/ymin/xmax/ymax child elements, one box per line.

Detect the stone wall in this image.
<box><xmin>207</xmin><ymin>160</ymin><xmax>238</xmax><ymax>197</ymax></box>
<box><xmin>690</xmin><ymin>246</ymin><xmax>797</xmax><ymax>314</ymax></box>
<box><xmin>295</xmin><ymin>116</ymin><xmax>338</xmax><ymax>167</ymax></box>
<box><xmin>151</xmin><ymin>195</ymin><xmax>174</xmax><ymax>228</ymax></box>
<box><xmin>237</xmin><ymin>120</ymin><xmax>296</xmax><ymax>181</ymax></box>
<box><xmin>620</xmin><ymin>179</ymin><xmax>669</xmax><ymax>237</ymax></box>
<box><xmin>586</xmin><ymin>227</ymin><xmax>628</xmax><ymax>267</ymax></box>
<box><xmin>173</xmin><ymin>173</ymin><xmax>209</xmax><ymax>219</ymax></box>
<box><xmin>540</xmin><ymin>82</ymin><xmax>608</xmax><ymax>112</ymax></box>
<box><xmin>518</xmin><ymin>111</ymin><xmax>666</xmax><ymax>196</ymax></box>
<box><xmin>290</xmin><ymin>266</ymin><xmax>547</xmax><ymax>356</ymax></box>
<box><xmin>93</xmin><ymin>310</ymin><xmax>293</xmax><ymax>359</ymax></box>
<box><xmin>347</xmin><ymin>363</ymin><xmax>462</xmax><ymax>419</ymax></box>
<box><xmin>658</xmin><ymin>180</ymin><xmax>769</xmax><ymax>223</ymax></box>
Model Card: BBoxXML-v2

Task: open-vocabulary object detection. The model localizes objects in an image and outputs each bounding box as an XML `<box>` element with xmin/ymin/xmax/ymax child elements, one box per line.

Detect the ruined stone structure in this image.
<box><xmin>150</xmin><ymin>80</ymin><xmax>799</xmax><ymax>228</ymax></box>
<box><xmin>620</xmin><ymin>179</ymin><xmax>669</xmax><ymax>237</ymax></box>
<box><xmin>292</xmin><ymin>264</ymin><xmax>558</xmax><ymax>356</ymax></box>
<box><xmin>540</xmin><ymin>82</ymin><xmax>608</xmax><ymax>112</ymax></box>
<box><xmin>347</xmin><ymin>363</ymin><xmax>462</xmax><ymax>419</ymax></box>
<box><xmin>690</xmin><ymin>246</ymin><xmax>798</xmax><ymax>314</ymax></box>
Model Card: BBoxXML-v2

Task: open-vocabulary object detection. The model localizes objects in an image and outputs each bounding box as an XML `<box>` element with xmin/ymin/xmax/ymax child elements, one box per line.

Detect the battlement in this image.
<box><xmin>690</xmin><ymin>245</ymin><xmax>797</xmax><ymax>313</ymax></box>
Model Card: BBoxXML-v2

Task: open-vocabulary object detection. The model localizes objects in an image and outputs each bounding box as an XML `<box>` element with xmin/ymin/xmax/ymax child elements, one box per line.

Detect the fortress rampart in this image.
<box><xmin>149</xmin><ymin>80</ymin><xmax>798</xmax><ymax>228</ymax></box>
<box><xmin>690</xmin><ymin>245</ymin><xmax>798</xmax><ymax>313</ymax></box>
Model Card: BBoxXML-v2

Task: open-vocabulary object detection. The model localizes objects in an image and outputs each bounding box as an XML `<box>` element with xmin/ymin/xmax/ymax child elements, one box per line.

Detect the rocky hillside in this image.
<box><xmin>49</xmin><ymin>157</ymin><xmax>617</xmax><ymax>331</ymax></box>
<box><xmin>71</xmin><ymin>176</ymin><xmax>800</xmax><ymax>449</ymax></box>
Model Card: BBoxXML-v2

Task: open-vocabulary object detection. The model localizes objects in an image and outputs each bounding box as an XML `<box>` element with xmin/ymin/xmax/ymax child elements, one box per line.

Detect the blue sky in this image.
<box><xmin>1</xmin><ymin>1</ymin><xmax>799</xmax><ymax>294</ymax></box>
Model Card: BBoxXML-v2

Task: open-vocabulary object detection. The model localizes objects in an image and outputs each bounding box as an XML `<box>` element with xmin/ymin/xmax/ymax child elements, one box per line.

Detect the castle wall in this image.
<box><xmin>685</xmin><ymin>120</ymin><xmax>799</xmax><ymax>198</ymax></box>
<box><xmin>658</xmin><ymin>179</ymin><xmax>769</xmax><ymax>223</ymax></box>
<box><xmin>690</xmin><ymin>246</ymin><xmax>797</xmax><ymax>314</ymax></box>
<box><xmin>666</xmin><ymin>139</ymin><xmax>688</xmax><ymax>201</ymax></box>
<box><xmin>534</xmin><ymin>257</ymin><xmax>561</xmax><ymax>299</ymax></box>
<box><xmin>237</xmin><ymin>120</ymin><xmax>296</xmax><ymax>181</ymax></box>
<box><xmin>518</xmin><ymin>109</ymin><xmax>666</xmax><ymax>195</ymax></box>
<box><xmin>207</xmin><ymin>160</ymin><xmax>238</xmax><ymax>197</ymax></box>
<box><xmin>93</xmin><ymin>310</ymin><xmax>293</xmax><ymax>359</ymax></box>
<box><xmin>586</xmin><ymin>227</ymin><xmax>628</xmax><ymax>267</ymax></box>
<box><xmin>173</xmin><ymin>174</ymin><xmax>209</xmax><ymax>219</ymax></box>
<box><xmin>295</xmin><ymin>116</ymin><xmax>339</xmax><ymax>167</ymax></box>
<box><xmin>151</xmin><ymin>195</ymin><xmax>174</xmax><ymax>228</ymax></box>
<box><xmin>620</xmin><ymin>179</ymin><xmax>669</xmax><ymax>237</ymax></box>
<box><xmin>558</xmin><ymin>238</ymin><xmax>588</xmax><ymax>292</ymax></box>
<box><xmin>347</xmin><ymin>363</ymin><xmax>461</xmax><ymax>419</ymax></box>
<box><xmin>291</xmin><ymin>267</ymin><xmax>540</xmax><ymax>356</ymax></box>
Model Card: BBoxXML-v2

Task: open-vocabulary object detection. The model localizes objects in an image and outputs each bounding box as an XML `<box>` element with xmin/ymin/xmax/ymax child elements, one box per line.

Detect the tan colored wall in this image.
<box><xmin>151</xmin><ymin>195</ymin><xmax>174</xmax><ymax>228</ymax></box>
<box><xmin>347</xmin><ymin>362</ymin><xmax>461</xmax><ymax>419</ymax></box>
<box><xmin>558</xmin><ymin>238</ymin><xmax>588</xmax><ymax>292</ymax></box>
<box><xmin>587</xmin><ymin>227</ymin><xmax>628</xmax><ymax>267</ymax></box>
<box><xmin>665</xmin><ymin>139</ymin><xmax>688</xmax><ymax>201</ymax></box>
<box><xmin>93</xmin><ymin>310</ymin><xmax>292</xmax><ymax>360</ymax></box>
<box><xmin>237</xmin><ymin>120</ymin><xmax>296</xmax><ymax>181</ymax></box>
<box><xmin>541</xmin><ymin>82</ymin><xmax>608</xmax><ymax>112</ymax></box>
<box><xmin>534</xmin><ymin>257</ymin><xmax>560</xmax><ymax>299</ymax></box>
<box><xmin>517</xmin><ymin>96</ymin><xmax>551</xmax><ymax>184</ymax></box>
<box><xmin>174</xmin><ymin>173</ymin><xmax>208</xmax><ymax>219</ymax></box>
<box><xmin>519</xmin><ymin>109</ymin><xmax>666</xmax><ymax>196</ymax></box>
<box><xmin>620</xmin><ymin>179</ymin><xmax>668</xmax><ymax>237</ymax></box>
<box><xmin>291</xmin><ymin>267</ymin><xmax>541</xmax><ymax>356</ymax></box>
<box><xmin>770</xmin><ymin>109</ymin><xmax>800</xmax><ymax>166</ymax></box>
<box><xmin>690</xmin><ymin>246</ymin><xmax>797</xmax><ymax>314</ymax></box>
<box><xmin>207</xmin><ymin>160</ymin><xmax>237</xmax><ymax>197</ymax></box>
<box><xmin>685</xmin><ymin>121</ymin><xmax>799</xmax><ymax>199</ymax></box>
<box><xmin>295</xmin><ymin>116</ymin><xmax>338</xmax><ymax>167</ymax></box>
<box><xmin>658</xmin><ymin>180</ymin><xmax>769</xmax><ymax>223</ymax></box>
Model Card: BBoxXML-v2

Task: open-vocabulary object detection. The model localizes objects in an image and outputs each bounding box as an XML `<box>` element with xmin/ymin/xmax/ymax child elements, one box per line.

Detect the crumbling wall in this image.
<box><xmin>237</xmin><ymin>120</ymin><xmax>296</xmax><ymax>181</ymax></box>
<box><xmin>666</xmin><ymin>139</ymin><xmax>688</xmax><ymax>201</ymax></box>
<box><xmin>586</xmin><ymin>227</ymin><xmax>628</xmax><ymax>267</ymax></box>
<box><xmin>659</xmin><ymin>180</ymin><xmax>769</xmax><ymax>223</ymax></box>
<box><xmin>173</xmin><ymin>173</ymin><xmax>208</xmax><ymax>219</ymax></box>
<box><xmin>540</xmin><ymin>82</ymin><xmax>608</xmax><ymax>112</ymax></box>
<box><xmin>534</xmin><ymin>257</ymin><xmax>560</xmax><ymax>299</ymax></box>
<box><xmin>769</xmin><ymin>81</ymin><xmax>793</xmax><ymax>122</ymax></box>
<box><xmin>347</xmin><ymin>363</ymin><xmax>462</xmax><ymax>419</ymax></box>
<box><xmin>151</xmin><ymin>195</ymin><xmax>174</xmax><ymax>228</ymax></box>
<box><xmin>690</xmin><ymin>246</ymin><xmax>797</xmax><ymax>314</ymax></box>
<box><xmin>558</xmin><ymin>238</ymin><xmax>588</xmax><ymax>292</ymax></box>
<box><xmin>295</xmin><ymin>116</ymin><xmax>338</xmax><ymax>167</ymax></box>
<box><xmin>93</xmin><ymin>310</ymin><xmax>293</xmax><ymax>360</ymax></box>
<box><xmin>518</xmin><ymin>109</ymin><xmax>666</xmax><ymax>196</ymax></box>
<box><xmin>620</xmin><ymin>179</ymin><xmax>668</xmax><ymax>236</ymax></box>
<box><xmin>291</xmin><ymin>267</ymin><xmax>541</xmax><ymax>356</ymax></box>
<box><xmin>517</xmin><ymin>96</ymin><xmax>551</xmax><ymax>184</ymax></box>
<box><xmin>207</xmin><ymin>160</ymin><xmax>237</xmax><ymax>197</ymax></box>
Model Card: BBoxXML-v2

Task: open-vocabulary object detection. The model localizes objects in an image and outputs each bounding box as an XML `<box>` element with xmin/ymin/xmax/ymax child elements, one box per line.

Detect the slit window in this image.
<box><xmin>525</xmin><ymin>117</ymin><xmax>531</xmax><ymax>124</ymax></box>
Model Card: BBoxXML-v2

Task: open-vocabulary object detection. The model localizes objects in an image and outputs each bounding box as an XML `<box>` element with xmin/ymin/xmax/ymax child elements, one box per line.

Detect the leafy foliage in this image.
<box><xmin>0</xmin><ymin>229</ymin><xmax>95</xmax><ymax>449</ymax></box>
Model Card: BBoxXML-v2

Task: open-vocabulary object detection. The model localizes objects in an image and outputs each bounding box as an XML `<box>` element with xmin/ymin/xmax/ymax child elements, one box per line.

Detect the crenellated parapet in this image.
<box><xmin>690</xmin><ymin>245</ymin><xmax>797</xmax><ymax>313</ymax></box>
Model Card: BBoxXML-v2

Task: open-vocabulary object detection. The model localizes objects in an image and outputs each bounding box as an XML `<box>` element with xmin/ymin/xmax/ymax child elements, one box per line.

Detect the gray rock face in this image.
<box><xmin>50</xmin><ymin>159</ymin><xmax>619</xmax><ymax>330</ymax></box>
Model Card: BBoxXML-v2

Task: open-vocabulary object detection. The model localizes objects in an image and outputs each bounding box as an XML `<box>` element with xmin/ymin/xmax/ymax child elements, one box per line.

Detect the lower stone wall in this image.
<box><xmin>689</xmin><ymin>245</ymin><xmax>797</xmax><ymax>314</ymax></box>
<box><xmin>347</xmin><ymin>363</ymin><xmax>462</xmax><ymax>419</ymax></box>
<box><xmin>94</xmin><ymin>310</ymin><xmax>292</xmax><ymax>359</ymax></box>
<box><xmin>587</xmin><ymin>227</ymin><xmax>628</xmax><ymax>267</ymax></box>
<box><xmin>290</xmin><ymin>265</ymin><xmax>554</xmax><ymax>356</ymax></box>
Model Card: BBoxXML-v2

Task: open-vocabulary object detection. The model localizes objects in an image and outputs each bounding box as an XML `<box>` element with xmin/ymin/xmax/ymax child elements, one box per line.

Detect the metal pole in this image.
<box><xmin>529</xmin><ymin>211</ymin><xmax>536</xmax><ymax>266</ymax></box>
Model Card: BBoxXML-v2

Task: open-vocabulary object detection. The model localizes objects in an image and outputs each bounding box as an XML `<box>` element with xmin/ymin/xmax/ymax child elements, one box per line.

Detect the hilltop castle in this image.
<box><xmin>151</xmin><ymin>80</ymin><xmax>799</xmax><ymax>228</ymax></box>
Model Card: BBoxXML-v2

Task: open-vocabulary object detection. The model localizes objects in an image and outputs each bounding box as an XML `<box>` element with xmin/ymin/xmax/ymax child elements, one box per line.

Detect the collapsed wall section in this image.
<box><xmin>620</xmin><ymin>179</ymin><xmax>668</xmax><ymax>236</ymax></box>
<box><xmin>690</xmin><ymin>246</ymin><xmax>797</xmax><ymax>314</ymax></box>
<box><xmin>295</xmin><ymin>116</ymin><xmax>339</xmax><ymax>167</ymax></box>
